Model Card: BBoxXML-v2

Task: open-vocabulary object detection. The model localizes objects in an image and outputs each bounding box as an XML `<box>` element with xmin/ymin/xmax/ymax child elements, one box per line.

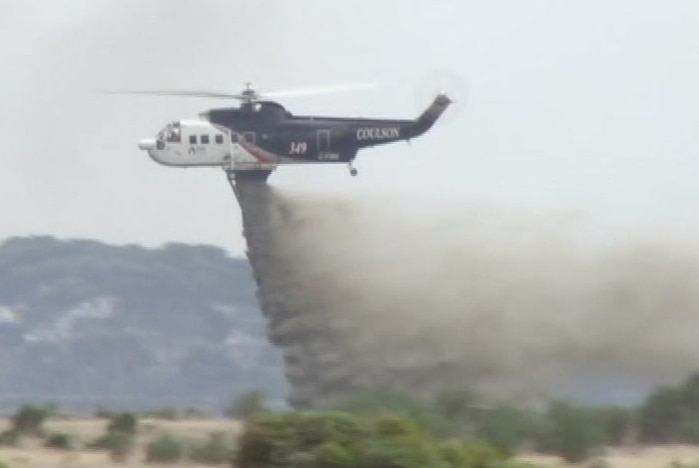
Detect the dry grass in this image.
<box><xmin>0</xmin><ymin>417</ymin><xmax>240</xmax><ymax>468</ymax></box>
<box><xmin>518</xmin><ymin>445</ymin><xmax>699</xmax><ymax>468</ymax></box>
<box><xmin>1</xmin><ymin>418</ymin><xmax>699</xmax><ymax>468</ymax></box>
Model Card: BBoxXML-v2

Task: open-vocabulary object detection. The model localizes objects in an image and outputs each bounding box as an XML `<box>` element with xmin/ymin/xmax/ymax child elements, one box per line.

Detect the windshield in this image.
<box><xmin>158</xmin><ymin>123</ymin><xmax>181</xmax><ymax>143</ymax></box>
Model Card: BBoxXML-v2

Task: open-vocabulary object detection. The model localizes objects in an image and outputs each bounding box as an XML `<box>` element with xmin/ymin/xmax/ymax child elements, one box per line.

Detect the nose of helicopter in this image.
<box><xmin>138</xmin><ymin>138</ymin><xmax>157</xmax><ymax>150</ymax></box>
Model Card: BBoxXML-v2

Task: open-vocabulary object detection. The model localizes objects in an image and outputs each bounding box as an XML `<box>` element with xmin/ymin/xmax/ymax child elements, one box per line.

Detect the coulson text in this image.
<box><xmin>356</xmin><ymin>127</ymin><xmax>400</xmax><ymax>140</ymax></box>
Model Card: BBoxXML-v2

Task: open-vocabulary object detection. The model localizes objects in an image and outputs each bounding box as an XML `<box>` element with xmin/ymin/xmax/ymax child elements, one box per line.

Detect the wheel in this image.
<box><xmin>350</xmin><ymin>168</ymin><xmax>358</xmax><ymax>176</ymax></box>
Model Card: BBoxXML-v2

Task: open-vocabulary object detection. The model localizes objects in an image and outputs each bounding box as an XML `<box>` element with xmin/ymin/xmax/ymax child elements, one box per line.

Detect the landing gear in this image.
<box><xmin>348</xmin><ymin>162</ymin><xmax>358</xmax><ymax>177</ymax></box>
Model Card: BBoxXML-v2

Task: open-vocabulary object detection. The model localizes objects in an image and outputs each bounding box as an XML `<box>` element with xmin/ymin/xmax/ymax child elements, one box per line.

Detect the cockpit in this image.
<box><xmin>156</xmin><ymin>122</ymin><xmax>181</xmax><ymax>149</ymax></box>
<box><xmin>157</xmin><ymin>122</ymin><xmax>181</xmax><ymax>142</ymax></box>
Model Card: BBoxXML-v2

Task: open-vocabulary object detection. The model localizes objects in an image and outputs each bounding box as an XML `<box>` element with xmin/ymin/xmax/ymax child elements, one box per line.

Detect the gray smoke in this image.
<box><xmin>234</xmin><ymin>178</ymin><xmax>699</xmax><ymax>408</ymax></box>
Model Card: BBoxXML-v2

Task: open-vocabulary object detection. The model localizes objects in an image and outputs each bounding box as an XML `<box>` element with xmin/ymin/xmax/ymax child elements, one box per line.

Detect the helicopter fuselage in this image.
<box><xmin>138</xmin><ymin>93</ymin><xmax>451</xmax><ymax>177</ymax></box>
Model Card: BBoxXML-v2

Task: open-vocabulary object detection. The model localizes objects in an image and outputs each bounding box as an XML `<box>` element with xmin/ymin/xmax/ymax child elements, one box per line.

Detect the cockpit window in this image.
<box><xmin>158</xmin><ymin>123</ymin><xmax>181</xmax><ymax>143</ymax></box>
<box><xmin>165</xmin><ymin>127</ymin><xmax>181</xmax><ymax>143</ymax></box>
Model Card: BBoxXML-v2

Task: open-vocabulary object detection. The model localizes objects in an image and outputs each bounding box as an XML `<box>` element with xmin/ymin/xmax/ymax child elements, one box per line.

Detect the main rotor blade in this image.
<box><xmin>99</xmin><ymin>89</ymin><xmax>245</xmax><ymax>99</ymax></box>
<box><xmin>262</xmin><ymin>82</ymin><xmax>385</xmax><ymax>98</ymax></box>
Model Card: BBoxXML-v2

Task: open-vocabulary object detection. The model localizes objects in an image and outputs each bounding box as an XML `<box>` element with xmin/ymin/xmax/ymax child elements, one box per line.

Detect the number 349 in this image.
<box><xmin>289</xmin><ymin>141</ymin><xmax>308</xmax><ymax>154</ymax></box>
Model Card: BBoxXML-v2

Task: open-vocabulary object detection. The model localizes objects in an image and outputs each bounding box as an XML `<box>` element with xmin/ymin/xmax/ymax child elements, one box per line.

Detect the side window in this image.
<box><xmin>231</xmin><ymin>133</ymin><xmax>239</xmax><ymax>143</ymax></box>
<box><xmin>189</xmin><ymin>135</ymin><xmax>197</xmax><ymax>144</ymax></box>
<box><xmin>215</xmin><ymin>134</ymin><xmax>224</xmax><ymax>144</ymax></box>
<box><xmin>201</xmin><ymin>135</ymin><xmax>210</xmax><ymax>144</ymax></box>
<box><xmin>243</xmin><ymin>131</ymin><xmax>256</xmax><ymax>144</ymax></box>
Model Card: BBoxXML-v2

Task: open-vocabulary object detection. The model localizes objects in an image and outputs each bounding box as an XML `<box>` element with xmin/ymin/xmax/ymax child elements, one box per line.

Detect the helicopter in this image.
<box><xmin>134</xmin><ymin>83</ymin><xmax>453</xmax><ymax>181</ymax></box>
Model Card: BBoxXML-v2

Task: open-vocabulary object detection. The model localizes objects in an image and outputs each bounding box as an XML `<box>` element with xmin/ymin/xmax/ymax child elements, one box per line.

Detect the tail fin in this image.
<box><xmin>409</xmin><ymin>93</ymin><xmax>452</xmax><ymax>138</ymax></box>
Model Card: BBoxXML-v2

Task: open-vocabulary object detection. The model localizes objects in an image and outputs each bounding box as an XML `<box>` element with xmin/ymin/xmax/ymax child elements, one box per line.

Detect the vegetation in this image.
<box><xmin>536</xmin><ymin>401</ymin><xmax>607</xmax><ymax>463</ymax></box>
<box><xmin>145</xmin><ymin>433</ymin><xmax>187</xmax><ymax>463</ymax></box>
<box><xmin>11</xmin><ymin>404</ymin><xmax>49</xmax><ymax>436</ymax></box>
<box><xmin>639</xmin><ymin>373</ymin><xmax>699</xmax><ymax>444</ymax></box>
<box><xmin>225</xmin><ymin>389</ymin><xmax>268</xmax><ymax>420</ymax></box>
<box><xmin>190</xmin><ymin>431</ymin><xmax>236</xmax><ymax>465</ymax></box>
<box><xmin>234</xmin><ymin>409</ymin><xmax>551</xmax><ymax>468</ymax></box>
<box><xmin>106</xmin><ymin>412</ymin><xmax>138</xmax><ymax>436</ymax></box>
<box><xmin>43</xmin><ymin>431</ymin><xmax>76</xmax><ymax>450</ymax></box>
<box><xmin>9</xmin><ymin>375</ymin><xmax>699</xmax><ymax>467</ymax></box>
<box><xmin>87</xmin><ymin>412</ymin><xmax>139</xmax><ymax>462</ymax></box>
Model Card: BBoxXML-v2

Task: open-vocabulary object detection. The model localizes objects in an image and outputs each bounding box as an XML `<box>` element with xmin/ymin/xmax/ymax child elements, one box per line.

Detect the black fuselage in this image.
<box><xmin>206</xmin><ymin>94</ymin><xmax>451</xmax><ymax>165</ymax></box>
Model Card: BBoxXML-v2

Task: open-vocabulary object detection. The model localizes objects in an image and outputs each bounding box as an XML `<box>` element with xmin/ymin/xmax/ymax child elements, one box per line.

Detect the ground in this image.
<box><xmin>0</xmin><ymin>418</ymin><xmax>240</xmax><ymax>468</ymax></box>
<box><xmin>0</xmin><ymin>418</ymin><xmax>698</xmax><ymax>468</ymax></box>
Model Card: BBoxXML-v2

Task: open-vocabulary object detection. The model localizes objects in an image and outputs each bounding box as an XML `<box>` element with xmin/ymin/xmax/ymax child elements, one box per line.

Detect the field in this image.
<box><xmin>521</xmin><ymin>446</ymin><xmax>699</xmax><ymax>468</ymax></box>
<box><xmin>0</xmin><ymin>418</ymin><xmax>699</xmax><ymax>468</ymax></box>
<box><xmin>0</xmin><ymin>418</ymin><xmax>241</xmax><ymax>468</ymax></box>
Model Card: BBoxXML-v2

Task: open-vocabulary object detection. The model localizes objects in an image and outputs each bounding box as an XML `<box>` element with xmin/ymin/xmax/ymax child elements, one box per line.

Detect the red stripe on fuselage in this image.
<box><xmin>240</xmin><ymin>141</ymin><xmax>274</xmax><ymax>163</ymax></box>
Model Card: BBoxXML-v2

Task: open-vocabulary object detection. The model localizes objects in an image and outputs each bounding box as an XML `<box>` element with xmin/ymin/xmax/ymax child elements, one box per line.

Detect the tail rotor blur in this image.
<box><xmin>415</xmin><ymin>70</ymin><xmax>467</xmax><ymax>125</ymax></box>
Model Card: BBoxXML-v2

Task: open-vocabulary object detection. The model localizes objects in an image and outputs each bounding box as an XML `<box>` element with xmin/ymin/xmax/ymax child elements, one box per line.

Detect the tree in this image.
<box><xmin>640</xmin><ymin>386</ymin><xmax>686</xmax><ymax>442</ymax></box>
<box><xmin>474</xmin><ymin>405</ymin><xmax>537</xmax><ymax>457</ymax></box>
<box><xmin>145</xmin><ymin>433</ymin><xmax>186</xmax><ymax>464</ymax></box>
<box><xmin>337</xmin><ymin>391</ymin><xmax>449</xmax><ymax>437</ymax></box>
<box><xmin>225</xmin><ymin>389</ymin><xmax>268</xmax><ymax>420</ymax></box>
<box><xmin>107</xmin><ymin>412</ymin><xmax>138</xmax><ymax>436</ymax></box>
<box><xmin>235</xmin><ymin>409</ymin><xmax>508</xmax><ymax>468</ymax></box>
<box><xmin>540</xmin><ymin>401</ymin><xmax>607</xmax><ymax>464</ymax></box>
<box><xmin>11</xmin><ymin>404</ymin><xmax>49</xmax><ymax>436</ymax></box>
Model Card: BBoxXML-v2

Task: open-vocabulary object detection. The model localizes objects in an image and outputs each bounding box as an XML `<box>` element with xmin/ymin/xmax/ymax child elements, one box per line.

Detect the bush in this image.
<box><xmin>474</xmin><ymin>405</ymin><xmax>537</xmax><ymax>457</ymax></box>
<box><xmin>44</xmin><ymin>432</ymin><xmax>75</xmax><ymax>450</ymax></box>
<box><xmin>11</xmin><ymin>404</ymin><xmax>48</xmax><ymax>435</ymax></box>
<box><xmin>225</xmin><ymin>389</ymin><xmax>267</xmax><ymax>420</ymax></box>
<box><xmin>312</xmin><ymin>441</ymin><xmax>355</xmax><ymax>468</ymax></box>
<box><xmin>236</xmin><ymin>409</ymin><xmax>507</xmax><ymax>468</ymax></box>
<box><xmin>0</xmin><ymin>430</ymin><xmax>19</xmax><ymax>446</ymax></box>
<box><xmin>337</xmin><ymin>391</ymin><xmax>450</xmax><ymax>437</ymax></box>
<box><xmin>107</xmin><ymin>412</ymin><xmax>138</xmax><ymax>436</ymax></box>
<box><xmin>189</xmin><ymin>432</ymin><xmax>235</xmax><ymax>465</ymax></box>
<box><xmin>540</xmin><ymin>401</ymin><xmax>607</xmax><ymax>464</ymax></box>
<box><xmin>87</xmin><ymin>431</ymin><xmax>135</xmax><ymax>462</ymax></box>
<box><xmin>145</xmin><ymin>433</ymin><xmax>187</xmax><ymax>464</ymax></box>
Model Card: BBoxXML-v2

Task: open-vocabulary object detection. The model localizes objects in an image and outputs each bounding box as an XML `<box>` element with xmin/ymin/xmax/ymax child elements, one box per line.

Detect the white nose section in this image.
<box><xmin>138</xmin><ymin>138</ymin><xmax>157</xmax><ymax>150</ymax></box>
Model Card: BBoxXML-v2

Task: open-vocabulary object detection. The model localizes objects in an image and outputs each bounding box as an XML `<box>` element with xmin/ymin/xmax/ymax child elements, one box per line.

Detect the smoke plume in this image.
<box><xmin>234</xmin><ymin>178</ymin><xmax>699</xmax><ymax>408</ymax></box>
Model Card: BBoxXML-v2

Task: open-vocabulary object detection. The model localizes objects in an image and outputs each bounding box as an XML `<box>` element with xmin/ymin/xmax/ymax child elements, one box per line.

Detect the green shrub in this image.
<box><xmin>225</xmin><ymin>389</ymin><xmax>267</xmax><ymax>420</ymax></box>
<box><xmin>669</xmin><ymin>461</ymin><xmax>699</xmax><ymax>468</ymax></box>
<box><xmin>594</xmin><ymin>406</ymin><xmax>636</xmax><ymax>445</ymax></box>
<box><xmin>312</xmin><ymin>441</ymin><xmax>355</xmax><ymax>468</ymax></box>
<box><xmin>540</xmin><ymin>401</ymin><xmax>607</xmax><ymax>464</ymax></box>
<box><xmin>287</xmin><ymin>451</ymin><xmax>314</xmax><ymax>468</ymax></box>
<box><xmin>359</xmin><ymin>435</ymin><xmax>442</xmax><ymax>468</ymax></box>
<box><xmin>236</xmin><ymin>409</ymin><xmax>507</xmax><ymax>468</ymax></box>
<box><xmin>0</xmin><ymin>430</ymin><xmax>19</xmax><ymax>446</ymax></box>
<box><xmin>189</xmin><ymin>432</ymin><xmax>235</xmax><ymax>465</ymax></box>
<box><xmin>44</xmin><ymin>431</ymin><xmax>75</xmax><ymax>450</ymax></box>
<box><xmin>87</xmin><ymin>431</ymin><xmax>135</xmax><ymax>462</ymax></box>
<box><xmin>11</xmin><ymin>404</ymin><xmax>48</xmax><ymax>435</ymax></box>
<box><xmin>374</xmin><ymin>414</ymin><xmax>423</xmax><ymax>438</ymax></box>
<box><xmin>474</xmin><ymin>405</ymin><xmax>537</xmax><ymax>457</ymax></box>
<box><xmin>338</xmin><ymin>391</ymin><xmax>450</xmax><ymax>437</ymax></box>
<box><xmin>145</xmin><ymin>433</ymin><xmax>187</xmax><ymax>464</ymax></box>
<box><xmin>436</xmin><ymin>439</ymin><xmax>473</xmax><ymax>468</ymax></box>
<box><xmin>107</xmin><ymin>412</ymin><xmax>138</xmax><ymax>436</ymax></box>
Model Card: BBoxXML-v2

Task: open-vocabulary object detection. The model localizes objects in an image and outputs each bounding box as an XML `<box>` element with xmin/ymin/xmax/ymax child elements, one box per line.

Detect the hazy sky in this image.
<box><xmin>3</xmin><ymin>0</ymin><xmax>699</xmax><ymax>256</ymax></box>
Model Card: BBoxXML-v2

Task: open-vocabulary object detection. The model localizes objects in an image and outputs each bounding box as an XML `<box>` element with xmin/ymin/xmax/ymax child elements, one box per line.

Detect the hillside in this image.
<box><xmin>0</xmin><ymin>236</ymin><xmax>285</xmax><ymax>412</ymax></box>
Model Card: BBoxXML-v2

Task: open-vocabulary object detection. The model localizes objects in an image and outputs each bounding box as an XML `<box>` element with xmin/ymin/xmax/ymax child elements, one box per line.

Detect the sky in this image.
<box><xmin>2</xmin><ymin>0</ymin><xmax>699</xmax><ymax>256</ymax></box>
